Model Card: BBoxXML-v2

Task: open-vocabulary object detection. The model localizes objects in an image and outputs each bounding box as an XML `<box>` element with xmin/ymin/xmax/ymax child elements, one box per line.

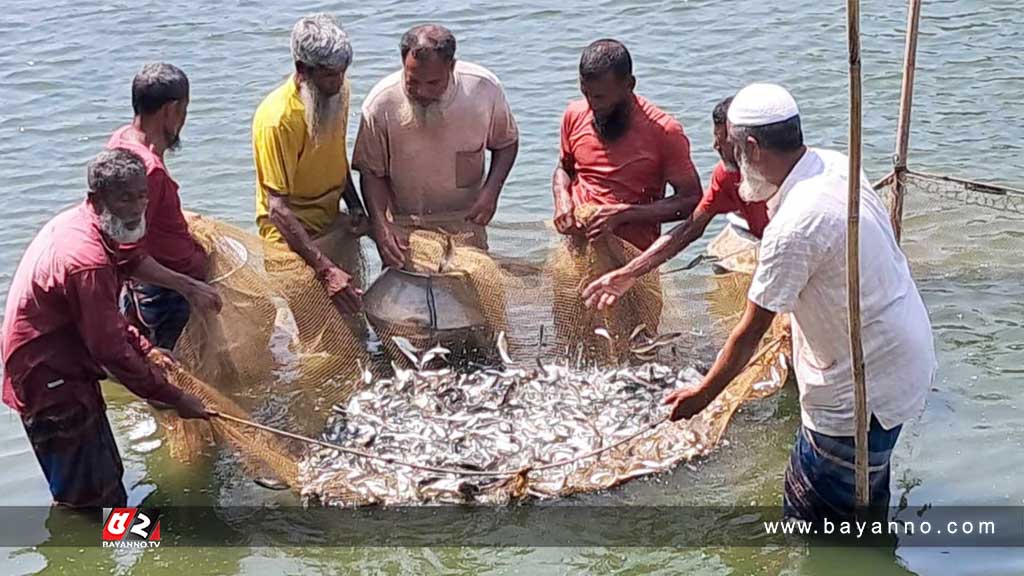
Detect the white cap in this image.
<box><xmin>727</xmin><ymin>83</ymin><xmax>799</xmax><ymax>126</ymax></box>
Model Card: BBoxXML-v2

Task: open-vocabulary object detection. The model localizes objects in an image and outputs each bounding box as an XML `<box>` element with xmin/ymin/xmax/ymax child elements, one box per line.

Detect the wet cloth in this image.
<box><xmin>783</xmin><ymin>415</ymin><xmax>902</xmax><ymax>523</ymax></box>
<box><xmin>122</xmin><ymin>281</ymin><xmax>191</xmax><ymax>351</ymax></box>
<box><xmin>352</xmin><ymin>61</ymin><xmax>519</xmax><ymax>217</ymax></box>
<box><xmin>22</xmin><ymin>401</ymin><xmax>127</xmax><ymax>508</ymax></box>
<box><xmin>253</xmin><ymin>76</ymin><xmax>353</xmax><ymax>242</ymax></box>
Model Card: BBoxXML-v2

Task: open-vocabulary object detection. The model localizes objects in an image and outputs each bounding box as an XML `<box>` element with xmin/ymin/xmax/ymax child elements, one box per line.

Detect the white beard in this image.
<box><xmin>99</xmin><ymin>209</ymin><xmax>146</xmax><ymax>244</ymax></box>
<box><xmin>298</xmin><ymin>81</ymin><xmax>343</xmax><ymax>145</ymax></box>
<box><xmin>737</xmin><ymin>154</ymin><xmax>779</xmax><ymax>203</ymax></box>
<box><xmin>398</xmin><ymin>94</ymin><xmax>444</xmax><ymax>129</ymax></box>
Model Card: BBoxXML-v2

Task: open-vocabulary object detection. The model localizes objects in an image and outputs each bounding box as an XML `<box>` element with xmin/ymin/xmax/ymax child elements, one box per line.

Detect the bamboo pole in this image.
<box><xmin>891</xmin><ymin>0</ymin><xmax>924</xmax><ymax>242</ymax></box>
<box><xmin>846</xmin><ymin>0</ymin><xmax>870</xmax><ymax>510</ymax></box>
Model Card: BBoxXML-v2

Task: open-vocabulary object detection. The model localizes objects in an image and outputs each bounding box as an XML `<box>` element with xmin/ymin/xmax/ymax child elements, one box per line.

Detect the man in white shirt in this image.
<box><xmin>584</xmin><ymin>83</ymin><xmax>935</xmax><ymax>523</ymax></box>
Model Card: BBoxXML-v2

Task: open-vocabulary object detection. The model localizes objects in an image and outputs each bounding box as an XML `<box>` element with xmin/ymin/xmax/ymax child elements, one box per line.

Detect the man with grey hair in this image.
<box><xmin>353</xmin><ymin>24</ymin><xmax>519</xmax><ymax>264</ymax></box>
<box><xmin>253</xmin><ymin>13</ymin><xmax>366</xmax><ymax>314</ymax></box>
<box><xmin>108</xmin><ymin>62</ymin><xmax>221</xmax><ymax>351</ymax></box>
<box><xmin>2</xmin><ymin>149</ymin><xmax>211</xmax><ymax>508</ymax></box>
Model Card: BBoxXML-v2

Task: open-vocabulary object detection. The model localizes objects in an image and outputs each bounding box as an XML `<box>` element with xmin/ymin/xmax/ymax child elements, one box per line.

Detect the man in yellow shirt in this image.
<box><xmin>252</xmin><ymin>13</ymin><xmax>365</xmax><ymax>313</ymax></box>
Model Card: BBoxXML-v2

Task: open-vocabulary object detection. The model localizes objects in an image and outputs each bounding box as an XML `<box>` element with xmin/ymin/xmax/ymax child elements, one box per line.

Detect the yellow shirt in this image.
<box><xmin>252</xmin><ymin>76</ymin><xmax>351</xmax><ymax>243</ymax></box>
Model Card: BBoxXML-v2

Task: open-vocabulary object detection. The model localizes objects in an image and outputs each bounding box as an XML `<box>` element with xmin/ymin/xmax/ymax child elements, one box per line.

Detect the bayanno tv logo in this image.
<box><xmin>102</xmin><ymin>508</ymin><xmax>162</xmax><ymax>549</ymax></box>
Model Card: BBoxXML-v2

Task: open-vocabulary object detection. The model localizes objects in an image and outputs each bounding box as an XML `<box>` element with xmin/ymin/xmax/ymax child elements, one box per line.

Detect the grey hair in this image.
<box><xmin>291</xmin><ymin>14</ymin><xmax>352</xmax><ymax>70</ymax></box>
<box><xmin>87</xmin><ymin>149</ymin><xmax>146</xmax><ymax>196</ymax></box>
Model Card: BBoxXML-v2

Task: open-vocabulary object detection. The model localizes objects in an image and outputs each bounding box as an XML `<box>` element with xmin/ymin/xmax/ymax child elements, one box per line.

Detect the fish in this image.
<box><xmin>437</xmin><ymin>235</ymin><xmax>457</xmax><ymax>273</ymax></box>
<box><xmin>253</xmin><ymin>476</ymin><xmax>290</xmax><ymax>491</ymax></box>
<box><xmin>298</xmin><ymin>332</ymin><xmax>717</xmax><ymax>506</ymax></box>
<box><xmin>497</xmin><ymin>330</ymin><xmax>513</xmax><ymax>365</ymax></box>
<box><xmin>392</xmin><ymin>336</ymin><xmax>422</xmax><ymax>368</ymax></box>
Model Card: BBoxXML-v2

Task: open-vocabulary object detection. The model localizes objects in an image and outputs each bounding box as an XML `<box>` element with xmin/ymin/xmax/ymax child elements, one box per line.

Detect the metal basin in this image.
<box><xmin>363</xmin><ymin>267</ymin><xmax>487</xmax><ymax>335</ymax></box>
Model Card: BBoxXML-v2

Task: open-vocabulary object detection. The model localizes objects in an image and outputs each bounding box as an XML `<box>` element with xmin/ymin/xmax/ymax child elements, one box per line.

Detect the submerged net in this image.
<box><xmin>877</xmin><ymin>170</ymin><xmax>1024</xmax><ymax>277</ymax></box>
<box><xmin>156</xmin><ymin>204</ymin><xmax>791</xmax><ymax>505</ymax></box>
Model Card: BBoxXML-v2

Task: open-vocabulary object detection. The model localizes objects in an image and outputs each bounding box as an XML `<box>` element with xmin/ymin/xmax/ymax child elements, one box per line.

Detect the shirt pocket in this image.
<box><xmin>455</xmin><ymin>144</ymin><xmax>485</xmax><ymax>189</ymax></box>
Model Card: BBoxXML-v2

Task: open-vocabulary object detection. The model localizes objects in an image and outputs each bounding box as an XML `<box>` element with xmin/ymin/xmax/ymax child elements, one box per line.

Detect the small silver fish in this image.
<box><xmin>391</xmin><ymin>336</ymin><xmax>422</xmax><ymax>368</ymax></box>
<box><xmin>497</xmin><ymin>331</ymin><xmax>513</xmax><ymax>365</ymax></box>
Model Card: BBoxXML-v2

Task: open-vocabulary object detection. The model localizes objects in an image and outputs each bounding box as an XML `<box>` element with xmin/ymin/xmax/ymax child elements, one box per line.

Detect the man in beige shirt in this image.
<box><xmin>353</xmin><ymin>24</ymin><xmax>519</xmax><ymax>267</ymax></box>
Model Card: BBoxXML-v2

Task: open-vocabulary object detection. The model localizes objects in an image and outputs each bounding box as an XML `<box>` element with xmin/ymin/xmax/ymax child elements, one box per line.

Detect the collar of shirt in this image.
<box><xmin>767</xmin><ymin>148</ymin><xmax>818</xmax><ymax>218</ymax></box>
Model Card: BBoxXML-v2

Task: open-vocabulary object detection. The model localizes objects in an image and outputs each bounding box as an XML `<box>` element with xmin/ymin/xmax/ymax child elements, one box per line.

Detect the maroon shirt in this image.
<box><xmin>697</xmin><ymin>160</ymin><xmax>771</xmax><ymax>238</ymax></box>
<box><xmin>1</xmin><ymin>202</ymin><xmax>184</xmax><ymax>417</ymax></box>
<box><xmin>107</xmin><ymin>125</ymin><xmax>208</xmax><ymax>280</ymax></box>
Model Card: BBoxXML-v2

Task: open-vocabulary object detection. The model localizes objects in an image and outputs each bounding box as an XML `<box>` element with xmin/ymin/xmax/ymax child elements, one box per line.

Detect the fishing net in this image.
<box><xmin>876</xmin><ymin>170</ymin><xmax>1024</xmax><ymax>277</ymax></box>
<box><xmin>154</xmin><ymin>203</ymin><xmax>792</xmax><ymax>504</ymax></box>
<box><xmin>160</xmin><ymin>215</ymin><xmax>370</xmax><ymax>490</ymax></box>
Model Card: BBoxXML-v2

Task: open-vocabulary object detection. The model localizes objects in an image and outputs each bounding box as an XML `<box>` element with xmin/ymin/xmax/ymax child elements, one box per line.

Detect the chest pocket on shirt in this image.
<box><xmin>455</xmin><ymin>144</ymin><xmax>485</xmax><ymax>189</ymax></box>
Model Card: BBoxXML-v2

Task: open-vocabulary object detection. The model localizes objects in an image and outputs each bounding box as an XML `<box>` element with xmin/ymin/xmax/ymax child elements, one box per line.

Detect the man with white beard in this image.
<box><xmin>353</xmin><ymin>24</ymin><xmax>519</xmax><ymax>264</ymax></box>
<box><xmin>585</xmin><ymin>83</ymin><xmax>935</xmax><ymax>524</ymax></box>
<box><xmin>253</xmin><ymin>14</ymin><xmax>366</xmax><ymax>314</ymax></box>
<box><xmin>1</xmin><ymin>149</ymin><xmax>211</xmax><ymax>508</ymax></box>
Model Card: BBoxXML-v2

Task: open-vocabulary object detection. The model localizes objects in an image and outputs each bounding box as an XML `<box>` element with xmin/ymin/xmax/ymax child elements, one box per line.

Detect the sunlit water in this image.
<box><xmin>1</xmin><ymin>1</ymin><xmax>1023</xmax><ymax>574</ymax></box>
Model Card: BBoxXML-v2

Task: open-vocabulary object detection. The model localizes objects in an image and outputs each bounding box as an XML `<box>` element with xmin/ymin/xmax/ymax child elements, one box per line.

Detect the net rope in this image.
<box><xmin>153</xmin><ymin>203</ymin><xmax>799</xmax><ymax>505</ymax></box>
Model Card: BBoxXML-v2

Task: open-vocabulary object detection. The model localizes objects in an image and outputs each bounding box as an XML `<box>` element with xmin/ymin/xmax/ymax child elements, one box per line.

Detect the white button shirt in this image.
<box><xmin>748</xmin><ymin>148</ymin><xmax>935</xmax><ymax>436</ymax></box>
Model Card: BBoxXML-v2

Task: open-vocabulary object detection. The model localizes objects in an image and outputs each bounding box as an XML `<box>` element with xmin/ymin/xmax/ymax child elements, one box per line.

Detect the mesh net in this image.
<box><xmin>877</xmin><ymin>171</ymin><xmax>1024</xmax><ymax>277</ymax></box>
<box><xmin>155</xmin><ymin>205</ymin><xmax>792</xmax><ymax>504</ymax></box>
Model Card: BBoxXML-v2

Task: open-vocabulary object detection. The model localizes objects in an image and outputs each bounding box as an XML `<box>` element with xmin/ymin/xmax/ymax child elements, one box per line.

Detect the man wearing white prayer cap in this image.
<box><xmin>585</xmin><ymin>82</ymin><xmax>936</xmax><ymax>525</ymax></box>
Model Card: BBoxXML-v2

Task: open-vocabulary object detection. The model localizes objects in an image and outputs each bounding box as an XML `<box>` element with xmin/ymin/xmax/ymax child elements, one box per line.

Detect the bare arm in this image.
<box><xmin>467</xmin><ymin>141</ymin><xmax>519</xmax><ymax>226</ymax></box>
<box><xmin>485</xmin><ymin>142</ymin><xmax>517</xmax><ymax>195</ymax></box>
<box><xmin>268</xmin><ymin>191</ymin><xmax>361</xmax><ymax>312</ymax></box>
<box><xmin>620</xmin><ymin>207</ymin><xmax>714</xmax><ymax>277</ymax></box>
<box><xmin>132</xmin><ymin>256</ymin><xmax>221</xmax><ymax>313</ymax></box>
<box><xmin>341</xmin><ymin>167</ymin><xmax>366</xmax><ymax>215</ymax></box>
<box><xmin>622</xmin><ymin>165</ymin><xmax>704</xmax><ymax>225</ymax></box>
<box><xmin>664</xmin><ymin>301</ymin><xmax>776</xmax><ymax>420</ymax></box>
<box><xmin>552</xmin><ymin>160</ymin><xmax>577</xmax><ymax>233</ymax></box>
<box><xmin>267</xmin><ymin>191</ymin><xmax>334</xmax><ymax>274</ymax></box>
<box><xmin>360</xmin><ymin>171</ymin><xmax>408</xmax><ymax>268</ymax></box>
<box><xmin>582</xmin><ymin>207</ymin><xmax>714</xmax><ymax>310</ymax></box>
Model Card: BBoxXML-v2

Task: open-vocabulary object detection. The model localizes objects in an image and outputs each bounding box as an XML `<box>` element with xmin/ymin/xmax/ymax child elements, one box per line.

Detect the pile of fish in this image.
<box><xmin>299</xmin><ymin>333</ymin><xmax>706</xmax><ymax>506</ymax></box>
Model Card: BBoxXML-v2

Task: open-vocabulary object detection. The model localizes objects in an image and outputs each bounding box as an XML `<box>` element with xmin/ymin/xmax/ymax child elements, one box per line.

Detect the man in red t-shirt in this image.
<box><xmin>582</xmin><ymin>96</ymin><xmax>771</xmax><ymax>308</ymax></box>
<box><xmin>552</xmin><ymin>39</ymin><xmax>702</xmax><ymax>250</ymax></box>
<box><xmin>107</xmin><ymin>63</ymin><xmax>220</xmax><ymax>350</ymax></box>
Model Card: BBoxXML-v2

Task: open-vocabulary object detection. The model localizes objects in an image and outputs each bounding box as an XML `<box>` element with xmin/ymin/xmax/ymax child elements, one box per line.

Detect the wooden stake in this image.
<box><xmin>892</xmin><ymin>0</ymin><xmax>924</xmax><ymax>242</ymax></box>
<box><xmin>846</xmin><ymin>0</ymin><xmax>870</xmax><ymax>511</ymax></box>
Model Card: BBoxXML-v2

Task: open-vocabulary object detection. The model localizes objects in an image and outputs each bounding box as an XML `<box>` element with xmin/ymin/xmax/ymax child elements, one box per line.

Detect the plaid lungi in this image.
<box><xmin>783</xmin><ymin>415</ymin><xmax>902</xmax><ymax>524</ymax></box>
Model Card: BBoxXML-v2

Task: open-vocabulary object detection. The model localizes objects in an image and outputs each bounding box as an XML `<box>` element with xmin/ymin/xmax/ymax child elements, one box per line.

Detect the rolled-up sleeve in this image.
<box><xmin>65</xmin><ymin>268</ymin><xmax>183</xmax><ymax>405</ymax></box>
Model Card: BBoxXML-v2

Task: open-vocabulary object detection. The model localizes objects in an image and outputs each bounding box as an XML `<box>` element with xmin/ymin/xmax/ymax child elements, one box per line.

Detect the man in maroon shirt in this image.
<box><xmin>1</xmin><ymin>149</ymin><xmax>211</xmax><ymax>508</ymax></box>
<box><xmin>582</xmin><ymin>96</ymin><xmax>771</xmax><ymax>307</ymax></box>
<box><xmin>108</xmin><ymin>63</ymin><xmax>216</xmax><ymax>350</ymax></box>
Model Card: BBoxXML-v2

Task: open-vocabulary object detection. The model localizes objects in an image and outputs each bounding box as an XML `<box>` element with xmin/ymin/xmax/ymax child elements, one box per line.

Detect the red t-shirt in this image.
<box><xmin>559</xmin><ymin>95</ymin><xmax>697</xmax><ymax>249</ymax></box>
<box><xmin>1</xmin><ymin>203</ymin><xmax>183</xmax><ymax>417</ymax></box>
<box><xmin>107</xmin><ymin>126</ymin><xmax>208</xmax><ymax>280</ymax></box>
<box><xmin>697</xmin><ymin>161</ymin><xmax>770</xmax><ymax>238</ymax></box>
